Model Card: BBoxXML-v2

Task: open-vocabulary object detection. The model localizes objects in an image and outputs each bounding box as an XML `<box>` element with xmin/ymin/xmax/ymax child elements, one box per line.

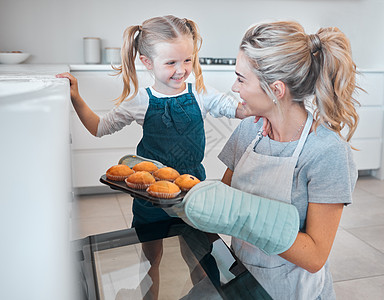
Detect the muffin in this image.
<box><xmin>153</xmin><ymin>167</ymin><xmax>180</xmax><ymax>182</ymax></box>
<box><xmin>106</xmin><ymin>164</ymin><xmax>134</xmax><ymax>181</ymax></box>
<box><xmin>147</xmin><ymin>181</ymin><xmax>181</xmax><ymax>199</ymax></box>
<box><xmin>125</xmin><ymin>171</ymin><xmax>156</xmax><ymax>189</ymax></box>
<box><xmin>132</xmin><ymin>161</ymin><xmax>158</xmax><ymax>173</ymax></box>
<box><xmin>174</xmin><ymin>174</ymin><xmax>201</xmax><ymax>191</ymax></box>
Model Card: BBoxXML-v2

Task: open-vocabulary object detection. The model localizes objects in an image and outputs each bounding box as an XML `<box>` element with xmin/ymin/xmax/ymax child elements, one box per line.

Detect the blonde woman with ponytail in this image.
<box><xmin>180</xmin><ymin>21</ymin><xmax>360</xmax><ymax>299</ymax></box>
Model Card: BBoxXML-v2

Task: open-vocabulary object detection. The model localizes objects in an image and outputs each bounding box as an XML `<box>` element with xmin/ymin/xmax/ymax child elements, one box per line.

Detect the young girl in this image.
<box><xmin>58</xmin><ymin>15</ymin><xmax>244</xmax><ymax>299</ymax></box>
<box><xmin>58</xmin><ymin>15</ymin><xmax>245</xmax><ymax>226</ymax></box>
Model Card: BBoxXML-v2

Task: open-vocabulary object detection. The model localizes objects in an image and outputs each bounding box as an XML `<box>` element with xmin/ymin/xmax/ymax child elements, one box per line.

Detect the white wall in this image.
<box><xmin>0</xmin><ymin>0</ymin><xmax>383</xmax><ymax>69</ymax></box>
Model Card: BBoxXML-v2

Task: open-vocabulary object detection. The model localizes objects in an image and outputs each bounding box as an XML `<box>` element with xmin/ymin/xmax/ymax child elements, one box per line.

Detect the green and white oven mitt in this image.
<box><xmin>178</xmin><ymin>180</ymin><xmax>299</xmax><ymax>256</ymax></box>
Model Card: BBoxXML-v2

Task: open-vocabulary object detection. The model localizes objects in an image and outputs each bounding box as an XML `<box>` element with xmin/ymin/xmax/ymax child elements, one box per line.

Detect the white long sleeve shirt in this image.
<box><xmin>97</xmin><ymin>83</ymin><xmax>239</xmax><ymax>137</ymax></box>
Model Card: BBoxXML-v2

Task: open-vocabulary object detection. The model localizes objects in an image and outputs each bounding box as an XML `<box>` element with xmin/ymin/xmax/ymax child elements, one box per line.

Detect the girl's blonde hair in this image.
<box><xmin>240</xmin><ymin>21</ymin><xmax>360</xmax><ymax>142</ymax></box>
<box><xmin>114</xmin><ymin>15</ymin><xmax>205</xmax><ymax>105</ymax></box>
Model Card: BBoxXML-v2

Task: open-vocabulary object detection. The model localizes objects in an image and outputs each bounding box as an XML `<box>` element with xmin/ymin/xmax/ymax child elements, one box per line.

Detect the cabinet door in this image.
<box><xmin>70</xmin><ymin>71</ymin><xmax>154</xmax><ymax>189</ymax></box>
<box><xmin>356</xmin><ymin>73</ymin><xmax>384</xmax><ymax>106</ymax></box>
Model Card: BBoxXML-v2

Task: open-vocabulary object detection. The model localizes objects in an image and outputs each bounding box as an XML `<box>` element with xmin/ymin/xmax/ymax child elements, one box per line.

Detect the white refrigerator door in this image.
<box><xmin>0</xmin><ymin>77</ymin><xmax>73</xmax><ymax>300</ymax></box>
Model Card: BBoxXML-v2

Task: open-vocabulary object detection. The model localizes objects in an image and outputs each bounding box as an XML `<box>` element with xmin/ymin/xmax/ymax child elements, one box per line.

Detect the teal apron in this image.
<box><xmin>132</xmin><ymin>83</ymin><xmax>206</xmax><ymax>226</ymax></box>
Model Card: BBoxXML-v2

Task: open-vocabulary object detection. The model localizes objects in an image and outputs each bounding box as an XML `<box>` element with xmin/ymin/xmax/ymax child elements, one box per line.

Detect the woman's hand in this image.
<box><xmin>254</xmin><ymin>116</ymin><xmax>271</xmax><ymax>137</ymax></box>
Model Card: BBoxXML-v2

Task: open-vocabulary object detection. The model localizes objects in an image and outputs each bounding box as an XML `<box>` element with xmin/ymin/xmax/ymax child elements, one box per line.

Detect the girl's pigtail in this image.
<box><xmin>312</xmin><ymin>27</ymin><xmax>360</xmax><ymax>142</ymax></box>
<box><xmin>114</xmin><ymin>25</ymin><xmax>141</xmax><ymax>105</ymax></box>
<box><xmin>185</xmin><ymin>18</ymin><xmax>206</xmax><ymax>93</ymax></box>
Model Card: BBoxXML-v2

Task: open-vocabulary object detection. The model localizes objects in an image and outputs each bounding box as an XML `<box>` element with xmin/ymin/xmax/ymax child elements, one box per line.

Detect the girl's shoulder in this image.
<box><xmin>119</xmin><ymin>87</ymin><xmax>149</xmax><ymax>107</ymax></box>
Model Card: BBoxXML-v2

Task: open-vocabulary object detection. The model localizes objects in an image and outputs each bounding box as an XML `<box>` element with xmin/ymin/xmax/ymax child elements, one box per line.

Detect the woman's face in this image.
<box><xmin>232</xmin><ymin>51</ymin><xmax>274</xmax><ymax>117</ymax></box>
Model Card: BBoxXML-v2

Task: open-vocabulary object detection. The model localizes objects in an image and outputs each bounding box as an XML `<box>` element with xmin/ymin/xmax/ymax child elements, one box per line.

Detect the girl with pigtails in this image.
<box><xmin>179</xmin><ymin>21</ymin><xmax>361</xmax><ymax>299</ymax></box>
<box><xmin>58</xmin><ymin>15</ymin><xmax>245</xmax><ymax>226</ymax></box>
<box><xmin>58</xmin><ymin>15</ymin><xmax>246</xmax><ymax>299</ymax></box>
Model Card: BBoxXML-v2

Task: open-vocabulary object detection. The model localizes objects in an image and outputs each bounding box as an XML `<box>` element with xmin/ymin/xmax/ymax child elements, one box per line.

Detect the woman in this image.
<box><xmin>181</xmin><ymin>21</ymin><xmax>360</xmax><ymax>299</ymax></box>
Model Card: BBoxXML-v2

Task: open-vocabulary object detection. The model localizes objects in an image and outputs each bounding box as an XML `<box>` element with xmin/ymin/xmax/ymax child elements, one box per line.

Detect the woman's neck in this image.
<box><xmin>268</xmin><ymin>105</ymin><xmax>308</xmax><ymax>142</ymax></box>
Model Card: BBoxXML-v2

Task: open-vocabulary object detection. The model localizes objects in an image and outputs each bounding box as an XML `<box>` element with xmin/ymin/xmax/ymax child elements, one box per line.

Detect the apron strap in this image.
<box><xmin>145</xmin><ymin>87</ymin><xmax>153</xmax><ymax>98</ymax></box>
<box><xmin>292</xmin><ymin>111</ymin><xmax>313</xmax><ymax>158</ymax></box>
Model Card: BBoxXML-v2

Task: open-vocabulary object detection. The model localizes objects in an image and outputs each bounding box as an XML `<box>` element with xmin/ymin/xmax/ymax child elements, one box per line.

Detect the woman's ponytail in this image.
<box><xmin>312</xmin><ymin>27</ymin><xmax>360</xmax><ymax>142</ymax></box>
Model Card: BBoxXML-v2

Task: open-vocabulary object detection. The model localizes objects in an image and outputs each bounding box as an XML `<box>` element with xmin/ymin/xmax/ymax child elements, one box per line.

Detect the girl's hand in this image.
<box><xmin>235</xmin><ymin>103</ymin><xmax>271</xmax><ymax>136</ymax></box>
<box><xmin>56</xmin><ymin>72</ymin><xmax>100</xmax><ymax>136</ymax></box>
<box><xmin>254</xmin><ymin>116</ymin><xmax>271</xmax><ymax>137</ymax></box>
<box><xmin>56</xmin><ymin>72</ymin><xmax>81</xmax><ymax>102</ymax></box>
<box><xmin>235</xmin><ymin>102</ymin><xmax>247</xmax><ymax>119</ymax></box>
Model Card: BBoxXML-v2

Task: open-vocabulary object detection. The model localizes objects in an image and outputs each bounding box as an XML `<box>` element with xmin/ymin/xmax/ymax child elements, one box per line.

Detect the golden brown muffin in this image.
<box><xmin>153</xmin><ymin>167</ymin><xmax>180</xmax><ymax>181</ymax></box>
<box><xmin>125</xmin><ymin>171</ymin><xmax>156</xmax><ymax>189</ymax></box>
<box><xmin>132</xmin><ymin>161</ymin><xmax>159</xmax><ymax>173</ymax></box>
<box><xmin>106</xmin><ymin>164</ymin><xmax>134</xmax><ymax>181</ymax></box>
<box><xmin>147</xmin><ymin>181</ymin><xmax>181</xmax><ymax>199</ymax></box>
<box><xmin>174</xmin><ymin>174</ymin><xmax>201</xmax><ymax>191</ymax></box>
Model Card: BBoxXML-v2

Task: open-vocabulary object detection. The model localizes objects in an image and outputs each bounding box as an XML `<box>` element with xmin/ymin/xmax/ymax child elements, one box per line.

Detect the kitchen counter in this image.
<box><xmin>0</xmin><ymin>63</ymin><xmax>69</xmax><ymax>75</ymax></box>
<box><xmin>0</xmin><ymin>64</ymin><xmax>70</xmax><ymax>98</ymax></box>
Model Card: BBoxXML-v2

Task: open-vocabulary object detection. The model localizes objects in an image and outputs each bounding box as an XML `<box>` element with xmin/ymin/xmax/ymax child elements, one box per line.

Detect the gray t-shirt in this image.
<box><xmin>218</xmin><ymin>117</ymin><xmax>358</xmax><ymax>230</ymax></box>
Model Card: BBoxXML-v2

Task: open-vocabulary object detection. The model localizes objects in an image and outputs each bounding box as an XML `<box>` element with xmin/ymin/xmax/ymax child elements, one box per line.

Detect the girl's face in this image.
<box><xmin>145</xmin><ymin>37</ymin><xmax>194</xmax><ymax>95</ymax></box>
<box><xmin>232</xmin><ymin>51</ymin><xmax>274</xmax><ymax>117</ymax></box>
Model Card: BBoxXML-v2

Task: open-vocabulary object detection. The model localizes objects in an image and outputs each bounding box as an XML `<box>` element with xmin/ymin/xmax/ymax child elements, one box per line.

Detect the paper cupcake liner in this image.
<box><xmin>178</xmin><ymin>186</ymin><xmax>192</xmax><ymax>192</ymax></box>
<box><xmin>106</xmin><ymin>174</ymin><xmax>132</xmax><ymax>181</ymax></box>
<box><xmin>146</xmin><ymin>189</ymin><xmax>181</xmax><ymax>199</ymax></box>
<box><xmin>125</xmin><ymin>180</ymin><xmax>152</xmax><ymax>190</ymax></box>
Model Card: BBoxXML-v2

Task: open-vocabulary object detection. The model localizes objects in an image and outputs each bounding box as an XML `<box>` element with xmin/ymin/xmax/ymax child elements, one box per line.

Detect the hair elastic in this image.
<box><xmin>308</xmin><ymin>34</ymin><xmax>322</xmax><ymax>54</ymax></box>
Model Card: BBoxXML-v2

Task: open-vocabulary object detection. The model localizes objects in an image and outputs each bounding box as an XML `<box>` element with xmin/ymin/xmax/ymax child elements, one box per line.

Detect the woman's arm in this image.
<box><xmin>280</xmin><ymin>202</ymin><xmax>343</xmax><ymax>273</ymax></box>
<box><xmin>221</xmin><ymin>167</ymin><xmax>343</xmax><ymax>273</ymax></box>
<box><xmin>221</xmin><ymin>168</ymin><xmax>233</xmax><ymax>186</ymax></box>
<box><xmin>56</xmin><ymin>72</ymin><xmax>100</xmax><ymax>136</ymax></box>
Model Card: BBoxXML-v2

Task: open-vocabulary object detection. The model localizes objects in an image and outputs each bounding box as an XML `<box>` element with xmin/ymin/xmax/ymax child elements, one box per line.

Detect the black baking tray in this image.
<box><xmin>99</xmin><ymin>175</ymin><xmax>186</xmax><ymax>207</ymax></box>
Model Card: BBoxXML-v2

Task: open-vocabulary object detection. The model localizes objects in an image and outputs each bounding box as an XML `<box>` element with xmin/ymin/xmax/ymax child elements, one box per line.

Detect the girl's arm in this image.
<box><xmin>56</xmin><ymin>72</ymin><xmax>100</xmax><ymax>136</ymax></box>
<box><xmin>220</xmin><ymin>167</ymin><xmax>343</xmax><ymax>274</ymax></box>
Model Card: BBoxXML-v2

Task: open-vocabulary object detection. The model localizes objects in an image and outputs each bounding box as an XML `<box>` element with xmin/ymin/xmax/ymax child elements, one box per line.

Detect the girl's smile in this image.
<box><xmin>141</xmin><ymin>37</ymin><xmax>194</xmax><ymax>95</ymax></box>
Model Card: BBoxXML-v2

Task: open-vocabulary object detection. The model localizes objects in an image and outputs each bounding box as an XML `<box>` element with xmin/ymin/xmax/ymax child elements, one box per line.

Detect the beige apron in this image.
<box><xmin>231</xmin><ymin>112</ymin><xmax>326</xmax><ymax>300</ymax></box>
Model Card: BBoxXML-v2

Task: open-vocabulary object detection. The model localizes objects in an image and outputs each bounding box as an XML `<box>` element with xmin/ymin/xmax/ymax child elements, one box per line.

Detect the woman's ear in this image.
<box><xmin>139</xmin><ymin>55</ymin><xmax>153</xmax><ymax>70</ymax></box>
<box><xmin>271</xmin><ymin>80</ymin><xmax>286</xmax><ymax>99</ymax></box>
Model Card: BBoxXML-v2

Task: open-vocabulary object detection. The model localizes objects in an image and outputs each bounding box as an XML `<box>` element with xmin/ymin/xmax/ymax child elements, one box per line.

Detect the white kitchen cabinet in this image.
<box><xmin>69</xmin><ymin>66</ymin><xmax>384</xmax><ymax>193</ymax></box>
<box><xmin>70</xmin><ymin>69</ymin><xmax>144</xmax><ymax>192</ymax></box>
<box><xmin>352</xmin><ymin>72</ymin><xmax>384</xmax><ymax>175</ymax></box>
